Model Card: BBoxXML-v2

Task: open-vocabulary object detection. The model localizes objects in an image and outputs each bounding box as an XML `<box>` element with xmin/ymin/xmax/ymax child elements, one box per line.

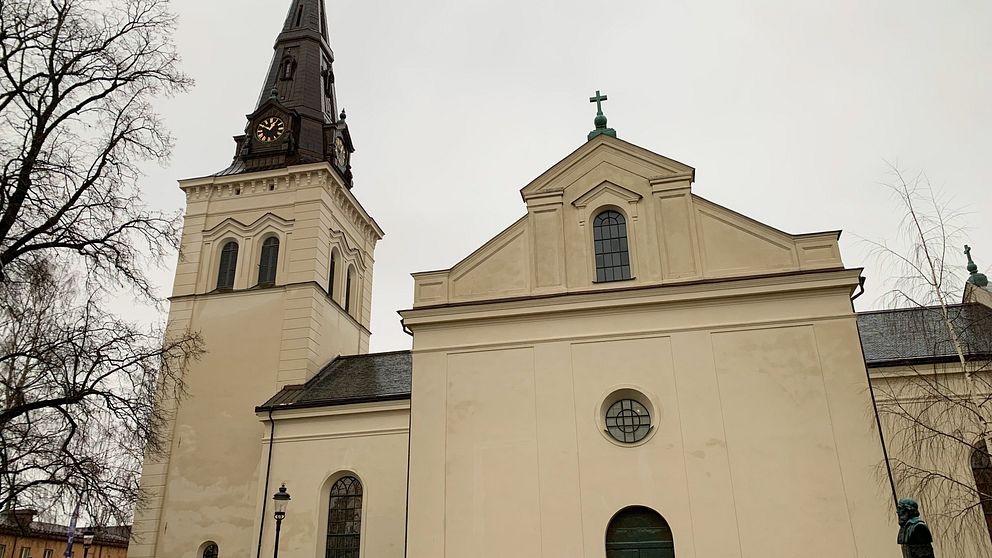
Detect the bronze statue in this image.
<box><xmin>897</xmin><ymin>498</ymin><xmax>935</xmax><ymax>558</ymax></box>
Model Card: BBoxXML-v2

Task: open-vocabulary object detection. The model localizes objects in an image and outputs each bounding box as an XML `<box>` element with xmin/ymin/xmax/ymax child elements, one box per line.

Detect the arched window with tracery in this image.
<box><xmin>217</xmin><ymin>241</ymin><xmax>239</xmax><ymax>290</ymax></box>
<box><xmin>606</xmin><ymin>506</ymin><xmax>675</xmax><ymax>558</ymax></box>
<box><xmin>326</xmin><ymin>476</ymin><xmax>363</xmax><ymax>558</ymax></box>
<box><xmin>972</xmin><ymin>440</ymin><xmax>992</xmax><ymax>542</ymax></box>
<box><xmin>201</xmin><ymin>542</ymin><xmax>218</xmax><ymax>558</ymax></box>
<box><xmin>593</xmin><ymin>210</ymin><xmax>631</xmax><ymax>282</ymax></box>
<box><xmin>257</xmin><ymin>237</ymin><xmax>280</xmax><ymax>286</ymax></box>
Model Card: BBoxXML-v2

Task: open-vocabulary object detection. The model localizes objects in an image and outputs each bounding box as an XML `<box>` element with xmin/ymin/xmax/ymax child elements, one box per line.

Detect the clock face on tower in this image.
<box><xmin>255</xmin><ymin>117</ymin><xmax>286</xmax><ymax>143</ymax></box>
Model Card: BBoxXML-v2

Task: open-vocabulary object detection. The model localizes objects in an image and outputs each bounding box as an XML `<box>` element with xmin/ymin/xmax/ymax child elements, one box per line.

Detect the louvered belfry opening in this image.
<box><xmin>217</xmin><ymin>241</ymin><xmax>239</xmax><ymax>290</ymax></box>
<box><xmin>257</xmin><ymin>237</ymin><xmax>280</xmax><ymax>286</ymax></box>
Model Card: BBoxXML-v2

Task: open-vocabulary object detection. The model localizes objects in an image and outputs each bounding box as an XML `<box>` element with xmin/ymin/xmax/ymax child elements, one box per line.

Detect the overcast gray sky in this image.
<box><xmin>138</xmin><ymin>0</ymin><xmax>991</xmax><ymax>352</ymax></box>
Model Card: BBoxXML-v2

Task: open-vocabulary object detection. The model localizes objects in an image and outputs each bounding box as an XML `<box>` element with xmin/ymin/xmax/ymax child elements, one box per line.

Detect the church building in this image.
<box><xmin>127</xmin><ymin>2</ymin><xmax>992</xmax><ymax>557</ymax></box>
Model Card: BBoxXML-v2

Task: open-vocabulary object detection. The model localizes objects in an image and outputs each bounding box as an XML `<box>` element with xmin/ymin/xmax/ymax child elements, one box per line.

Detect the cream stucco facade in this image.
<box><xmin>400</xmin><ymin>136</ymin><xmax>898</xmax><ymax>558</ymax></box>
<box><xmin>126</xmin><ymin>0</ymin><xmax>992</xmax><ymax>553</ymax></box>
<box><xmin>126</xmin><ymin>0</ymin><xmax>962</xmax><ymax>554</ymax></box>
<box><xmin>128</xmin><ymin>124</ymin><xmax>943</xmax><ymax>558</ymax></box>
<box><xmin>129</xmin><ymin>162</ymin><xmax>382</xmax><ymax>558</ymax></box>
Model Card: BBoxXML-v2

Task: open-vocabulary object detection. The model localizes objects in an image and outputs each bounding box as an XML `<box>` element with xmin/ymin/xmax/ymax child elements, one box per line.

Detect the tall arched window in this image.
<box><xmin>606</xmin><ymin>506</ymin><xmax>675</xmax><ymax>558</ymax></box>
<box><xmin>972</xmin><ymin>440</ymin><xmax>992</xmax><ymax>542</ymax></box>
<box><xmin>329</xmin><ymin>249</ymin><xmax>338</xmax><ymax>300</ymax></box>
<box><xmin>257</xmin><ymin>237</ymin><xmax>280</xmax><ymax>286</ymax></box>
<box><xmin>345</xmin><ymin>266</ymin><xmax>355</xmax><ymax>315</ymax></box>
<box><xmin>201</xmin><ymin>543</ymin><xmax>218</xmax><ymax>558</ymax></box>
<box><xmin>593</xmin><ymin>210</ymin><xmax>631</xmax><ymax>282</ymax></box>
<box><xmin>326</xmin><ymin>476</ymin><xmax>362</xmax><ymax>558</ymax></box>
<box><xmin>217</xmin><ymin>241</ymin><xmax>239</xmax><ymax>290</ymax></box>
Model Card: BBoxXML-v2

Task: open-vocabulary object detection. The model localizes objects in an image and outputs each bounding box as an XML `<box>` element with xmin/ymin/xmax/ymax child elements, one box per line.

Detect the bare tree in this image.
<box><xmin>0</xmin><ymin>261</ymin><xmax>202</xmax><ymax>525</ymax></box>
<box><xmin>0</xmin><ymin>0</ymin><xmax>190</xmax><ymax>294</ymax></box>
<box><xmin>866</xmin><ymin>166</ymin><xmax>992</xmax><ymax>551</ymax></box>
<box><xmin>0</xmin><ymin>0</ymin><xmax>202</xmax><ymax>526</ymax></box>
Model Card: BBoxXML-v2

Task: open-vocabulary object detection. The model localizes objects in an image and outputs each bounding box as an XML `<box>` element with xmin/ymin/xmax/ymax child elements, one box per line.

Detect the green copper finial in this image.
<box><xmin>587</xmin><ymin>90</ymin><xmax>617</xmax><ymax>140</ymax></box>
<box><xmin>965</xmin><ymin>245</ymin><xmax>989</xmax><ymax>287</ymax></box>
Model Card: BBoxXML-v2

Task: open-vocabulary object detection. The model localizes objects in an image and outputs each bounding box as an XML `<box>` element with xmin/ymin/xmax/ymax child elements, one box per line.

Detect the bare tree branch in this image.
<box><xmin>866</xmin><ymin>165</ymin><xmax>992</xmax><ymax>551</ymax></box>
<box><xmin>0</xmin><ymin>0</ymin><xmax>202</xmax><ymax>527</ymax></box>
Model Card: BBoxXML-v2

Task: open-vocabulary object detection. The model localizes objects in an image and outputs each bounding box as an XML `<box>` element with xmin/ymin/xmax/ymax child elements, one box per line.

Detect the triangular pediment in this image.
<box><xmin>571</xmin><ymin>181</ymin><xmax>642</xmax><ymax>209</ymax></box>
<box><xmin>246</xmin><ymin>97</ymin><xmax>298</xmax><ymax>122</ymax></box>
<box><xmin>520</xmin><ymin>135</ymin><xmax>694</xmax><ymax>200</ymax></box>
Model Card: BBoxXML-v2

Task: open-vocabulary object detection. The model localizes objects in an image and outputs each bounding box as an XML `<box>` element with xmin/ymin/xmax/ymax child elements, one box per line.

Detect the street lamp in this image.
<box><xmin>272</xmin><ymin>483</ymin><xmax>291</xmax><ymax>558</ymax></box>
<box><xmin>82</xmin><ymin>529</ymin><xmax>95</xmax><ymax>558</ymax></box>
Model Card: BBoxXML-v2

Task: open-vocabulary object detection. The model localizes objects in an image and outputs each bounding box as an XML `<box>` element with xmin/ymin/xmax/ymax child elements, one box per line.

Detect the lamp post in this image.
<box><xmin>82</xmin><ymin>529</ymin><xmax>95</xmax><ymax>558</ymax></box>
<box><xmin>272</xmin><ymin>484</ymin><xmax>291</xmax><ymax>558</ymax></box>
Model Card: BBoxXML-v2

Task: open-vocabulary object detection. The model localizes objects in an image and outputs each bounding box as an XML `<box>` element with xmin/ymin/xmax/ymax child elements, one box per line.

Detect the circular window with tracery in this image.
<box><xmin>605</xmin><ymin>399</ymin><xmax>652</xmax><ymax>444</ymax></box>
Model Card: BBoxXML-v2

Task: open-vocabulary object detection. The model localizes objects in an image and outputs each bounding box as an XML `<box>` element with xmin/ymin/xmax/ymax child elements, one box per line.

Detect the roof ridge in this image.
<box><xmin>857</xmin><ymin>303</ymin><xmax>975</xmax><ymax>316</ymax></box>
<box><xmin>336</xmin><ymin>349</ymin><xmax>412</xmax><ymax>358</ymax></box>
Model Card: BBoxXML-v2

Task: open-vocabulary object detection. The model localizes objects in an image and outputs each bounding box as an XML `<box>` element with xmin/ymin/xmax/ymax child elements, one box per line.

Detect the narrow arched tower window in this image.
<box><xmin>217</xmin><ymin>241</ymin><xmax>239</xmax><ymax>290</ymax></box>
<box><xmin>280</xmin><ymin>57</ymin><xmax>297</xmax><ymax>80</ymax></box>
<box><xmin>201</xmin><ymin>543</ymin><xmax>218</xmax><ymax>558</ymax></box>
<box><xmin>972</xmin><ymin>440</ymin><xmax>992</xmax><ymax>542</ymax></box>
<box><xmin>593</xmin><ymin>210</ymin><xmax>631</xmax><ymax>282</ymax></box>
<box><xmin>606</xmin><ymin>506</ymin><xmax>675</xmax><ymax>557</ymax></box>
<box><xmin>329</xmin><ymin>250</ymin><xmax>338</xmax><ymax>299</ymax></box>
<box><xmin>326</xmin><ymin>476</ymin><xmax>363</xmax><ymax>558</ymax></box>
<box><xmin>257</xmin><ymin>237</ymin><xmax>280</xmax><ymax>286</ymax></box>
<box><xmin>345</xmin><ymin>266</ymin><xmax>355</xmax><ymax>314</ymax></box>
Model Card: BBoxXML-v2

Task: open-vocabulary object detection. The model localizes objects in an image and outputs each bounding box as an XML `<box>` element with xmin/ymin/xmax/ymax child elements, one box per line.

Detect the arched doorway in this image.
<box><xmin>606</xmin><ymin>506</ymin><xmax>675</xmax><ymax>558</ymax></box>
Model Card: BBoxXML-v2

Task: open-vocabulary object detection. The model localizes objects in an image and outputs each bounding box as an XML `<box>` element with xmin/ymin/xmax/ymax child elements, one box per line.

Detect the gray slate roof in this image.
<box><xmin>258</xmin><ymin>350</ymin><xmax>411</xmax><ymax>411</ymax></box>
<box><xmin>857</xmin><ymin>303</ymin><xmax>992</xmax><ymax>366</ymax></box>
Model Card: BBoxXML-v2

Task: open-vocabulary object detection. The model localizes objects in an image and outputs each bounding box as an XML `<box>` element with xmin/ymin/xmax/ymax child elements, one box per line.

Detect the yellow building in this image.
<box><xmin>128</xmin><ymin>1</ymin><xmax>992</xmax><ymax>557</ymax></box>
<box><xmin>0</xmin><ymin>510</ymin><xmax>128</xmax><ymax>558</ymax></box>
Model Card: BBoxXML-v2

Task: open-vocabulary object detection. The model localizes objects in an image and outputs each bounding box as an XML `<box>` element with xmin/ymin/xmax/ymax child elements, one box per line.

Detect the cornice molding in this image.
<box><xmin>258</xmin><ymin>398</ymin><xmax>410</xmax><ymax>421</ymax></box>
<box><xmin>179</xmin><ymin>163</ymin><xmax>384</xmax><ymax>244</ymax></box>
<box><xmin>401</xmin><ymin>268</ymin><xmax>862</xmax><ymax>326</ymax></box>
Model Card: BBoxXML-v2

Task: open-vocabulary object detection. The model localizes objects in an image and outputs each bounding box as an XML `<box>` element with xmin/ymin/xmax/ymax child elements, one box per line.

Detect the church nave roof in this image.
<box><xmin>257</xmin><ymin>350</ymin><xmax>412</xmax><ymax>411</ymax></box>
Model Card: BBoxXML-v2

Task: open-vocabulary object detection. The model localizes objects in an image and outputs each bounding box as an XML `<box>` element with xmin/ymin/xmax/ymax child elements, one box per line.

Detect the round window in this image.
<box><xmin>605</xmin><ymin>399</ymin><xmax>652</xmax><ymax>444</ymax></box>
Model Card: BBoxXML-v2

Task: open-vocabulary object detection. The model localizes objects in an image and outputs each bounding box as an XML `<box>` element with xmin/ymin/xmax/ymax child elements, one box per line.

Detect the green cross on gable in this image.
<box><xmin>590</xmin><ymin>90</ymin><xmax>608</xmax><ymax>115</ymax></box>
<box><xmin>587</xmin><ymin>89</ymin><xmax>617</xmax><ymax>141</ymax></box>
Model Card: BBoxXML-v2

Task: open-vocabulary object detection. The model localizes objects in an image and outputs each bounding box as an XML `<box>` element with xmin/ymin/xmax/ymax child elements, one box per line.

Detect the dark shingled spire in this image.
<box><xmin>256</xmin><ymin>0</ymin><xmax>336</xmax><ymax>121</ymax></box>
<box><xmin>223</xmin><ymin>0</ymin><xmax>354</xmax><ymax>185</ymax></box>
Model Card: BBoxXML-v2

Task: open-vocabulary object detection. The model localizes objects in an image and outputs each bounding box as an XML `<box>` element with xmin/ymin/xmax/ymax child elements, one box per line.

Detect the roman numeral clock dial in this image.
<box><xmin>255</xmin><ymin>116</ymin><xmax>286</xmax><ymax>142</ymax></box>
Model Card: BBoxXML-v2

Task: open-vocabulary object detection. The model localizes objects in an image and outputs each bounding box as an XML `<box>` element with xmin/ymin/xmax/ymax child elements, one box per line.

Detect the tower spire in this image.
<box><xmin>257</xmin><ymin>0</ymin><xmax>335</xmax><ymax>118</ymax></box>
<box><xmin>225</xmin><ymin>0</ymin><xmax>354</xmax><ymax>186</ymax></box>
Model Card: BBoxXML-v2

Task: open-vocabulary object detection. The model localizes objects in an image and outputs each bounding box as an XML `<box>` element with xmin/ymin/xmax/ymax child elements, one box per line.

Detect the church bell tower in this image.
<box><xmin>230</xmin><ymin>0</ymin><xmax>354</xmax><ymax>184</ymax></box>
<box><xmin>127</xmin><ymin>2</ymin><xmax>382</xmax><ymax>557</ymax></box>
